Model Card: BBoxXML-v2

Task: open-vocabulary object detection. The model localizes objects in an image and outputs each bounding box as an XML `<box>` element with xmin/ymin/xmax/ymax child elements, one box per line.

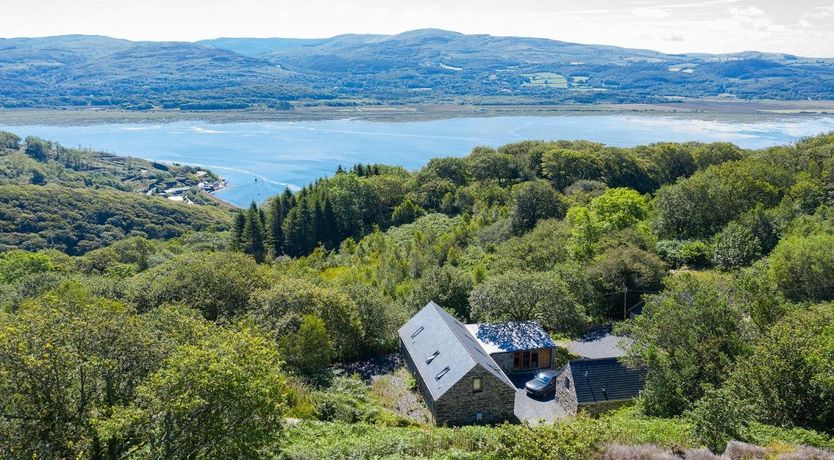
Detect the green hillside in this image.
<box><xmin>2</xmin><ymin>132</ymin><xmax>834</xmax><ymax>458</ymax></box>
<box><xmin>0</xmin><ymin>184</ymin><xmax>231</xmax><ymax>254</ymax></box>
<box><xmin>0</xmin><ymin>131</ymin><xmax>232</xmax><ymax>254</ymax></box>
<box><xmin>2</xmin><ymin>29</ymin><xmax>834</xmax><ymax>109</ymax></box>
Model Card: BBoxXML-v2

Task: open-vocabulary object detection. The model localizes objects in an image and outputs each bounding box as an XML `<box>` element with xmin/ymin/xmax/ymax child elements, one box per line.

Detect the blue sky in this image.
<box><xmin>4</xmin><ymin>0</ymin><xmax>834</xmax><ymax>56</ymax></box>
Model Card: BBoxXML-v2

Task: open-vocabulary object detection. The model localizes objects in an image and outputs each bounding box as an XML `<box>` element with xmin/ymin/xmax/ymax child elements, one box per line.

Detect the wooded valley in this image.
<box><xmin>2</xmin><ymin>129</ymin><xmax>834</xmax><ymax>458</ymax></box>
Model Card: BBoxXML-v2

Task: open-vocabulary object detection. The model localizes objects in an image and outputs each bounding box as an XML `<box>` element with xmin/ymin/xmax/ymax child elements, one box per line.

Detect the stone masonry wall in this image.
<box><xmin>553</xmin><ymin>365</ymin><xmax>578</xmax><ymax>415</ymax></box>
<box><xmin>581</xmin><ymin>399</ymin><xmax>633</xmax><ymax>416</ymax></box>
<box><xmin>491</xmin><ymin>352</ymin><xmax>515</xmax><ymax>374</ymax></box>
<box><xmin>434</xmin><ymin>365</ymin><xmax>516</xmax><ymax>426</ymax></box>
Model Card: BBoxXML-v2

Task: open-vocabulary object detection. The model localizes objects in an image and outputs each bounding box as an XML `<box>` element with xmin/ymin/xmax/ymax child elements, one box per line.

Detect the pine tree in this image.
<box><xmin>231</xmin><ymin>211</ymin><xmax>246</xmax><ymax>251</ymax></box>
<box><xmin>243</xmin><ymin>202</ymin><xmax>265</xmax><ymax>263</ymax></box>
<box><xmin>300</xmin><ymin>197</ymin><xmax>316</xmax><ymax>254</ymax></box>
<box><xmin>282</xmin><ymin>199</ymin><xmax>312</xmax><ymax>257</ymax></box>
<box><xmin>322</xmin><ymin>195</ymin><xmax>338</xmax><ymax>248</ymax></box>
<box><xmin>313</xmin><ymin>197</ymin><xmax>325</xmax><ymax>247</ymax></box>
<box><xmin>265</xmin><ymin>197</ymin><xmax>285</xmax><ymax>256</ymax></box>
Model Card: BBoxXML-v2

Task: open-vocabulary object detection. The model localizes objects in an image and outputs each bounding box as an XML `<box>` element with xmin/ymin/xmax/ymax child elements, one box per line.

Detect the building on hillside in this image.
<box><xmin>554</xmin><ymin>326</ymin><xmax>646</xmax><ymax>415</ymax></box>
<box><xmin>553</xmin><ymin>357</ymin><xmax>647</xmax><ymax>415</ymax></box>
<box><xmin>399</xmin><ymin>305</ymin><xmax>646</xmax><ymax>425</ymax></box>
<box><xmin>163</xmin><ymin>186</ymin><xmax>190</xmax><ymax>196</ymax></box>
<box><xmin>465</xmin><ymin>321</ymin><xmax>556</xmax><ymax>375</ymax></box>
<box><xmin>399</xmin><ymin>302</ymin><xmax>517</xmax><ymax>425</ymax></box>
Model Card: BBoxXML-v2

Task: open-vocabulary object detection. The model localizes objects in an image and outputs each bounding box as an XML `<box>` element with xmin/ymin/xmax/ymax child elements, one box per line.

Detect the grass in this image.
<box><xmin>522</xmin><ymin>72</ymin><xmax>569</xmax><ymax>89</ymax></box>
<box><xmin>370</xmin><ymin>367</ymin><xmax>431</xmax><ymax>425</ymax></box>
<box><xmin>279</xmin><ymin>392</ymin><xmax>834</xmax><ymax>459</ymax></box>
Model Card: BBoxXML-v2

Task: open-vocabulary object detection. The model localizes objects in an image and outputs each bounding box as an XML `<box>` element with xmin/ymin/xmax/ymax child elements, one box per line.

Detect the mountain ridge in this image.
<box><xmin>1</xmin><ymin>29</ymin><xmax>833</xmax><ymax>109</ymax></box>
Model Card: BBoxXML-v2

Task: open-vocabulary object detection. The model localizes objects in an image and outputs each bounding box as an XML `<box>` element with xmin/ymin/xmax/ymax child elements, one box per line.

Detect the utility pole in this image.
<box><xmin>623</xmin><ymin>287</ymin><xmax>628</xmax><ymax>320</ymax></box>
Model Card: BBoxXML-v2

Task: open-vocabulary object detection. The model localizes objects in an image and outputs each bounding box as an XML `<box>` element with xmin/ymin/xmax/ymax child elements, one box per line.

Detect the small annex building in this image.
<box><xmin>399</xmin><ymin>302</ymin><xmax>517</xmax><ymax>425</ymax></box>
<box><xmin>465</xmin><ymin>321</ymin><xmax>556</xmax><ymax>375</ymax></box>
<box><xmin>554</xmin><ymin>326</ymin><xmax>647</xmax><ymax>415</ymax></box>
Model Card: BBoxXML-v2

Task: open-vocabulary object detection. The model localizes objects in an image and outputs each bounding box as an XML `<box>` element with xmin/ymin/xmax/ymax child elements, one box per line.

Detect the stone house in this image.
<box><xmin>400</xmin><ymin>305</ymin><xmax>644</xmax><ymax>425</ymax></box>
<box><xmin>398</xmin><ymin>302</ymin><xmax>517</xmax><ymax>425</ymax></box>
<box><xmin>398</xmin><ymin>302</ymin><xmax>555</xmax><ymax>425</ymax></box>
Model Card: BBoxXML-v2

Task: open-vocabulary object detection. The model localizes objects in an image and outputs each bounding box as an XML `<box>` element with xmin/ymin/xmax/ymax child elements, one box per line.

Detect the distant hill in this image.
<box><xmin>2</xmin><ymin>29</ymin><xmax>833</xmax><ymax>109</ymax></box>
<box><xmin>0</xmin><ymin>131</ymin><xmax>232</xmax><ymax>254</ymax></box>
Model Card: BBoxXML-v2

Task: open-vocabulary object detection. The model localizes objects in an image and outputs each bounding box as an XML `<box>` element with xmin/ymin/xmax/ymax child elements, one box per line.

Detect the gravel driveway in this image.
<box><xmin>510</xmin><ymin>372</ymin><xmax>569</xmax><ymax>425</ymax></box>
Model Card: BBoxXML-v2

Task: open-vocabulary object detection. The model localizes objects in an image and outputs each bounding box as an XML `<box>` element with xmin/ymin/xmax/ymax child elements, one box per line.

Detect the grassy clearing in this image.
<box><xmin>522</xmin><ymin>72</ymin><xmax>569</xmax><ymax>89</ymax></box>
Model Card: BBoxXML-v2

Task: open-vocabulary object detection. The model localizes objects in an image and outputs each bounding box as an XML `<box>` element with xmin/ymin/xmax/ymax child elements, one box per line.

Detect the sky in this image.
<box><xmin>3</xmin><ymin>0</ymin><xmax>834</xmax><ymax>57</ymax></box>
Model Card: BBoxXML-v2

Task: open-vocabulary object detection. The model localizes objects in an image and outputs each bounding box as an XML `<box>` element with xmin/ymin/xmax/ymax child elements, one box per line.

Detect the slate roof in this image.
<box><xmin>465</xmin><ymin>321</ymin><xmax>556</xmax><ymax>355</ymax></box>
<box><xmin>569</xmin><ymin>357</ymin><xmax>647</xmax><ymax>404</ymax></box>
<box><xmin>398</xmin><ymin>302</ymin><xmax>515</xmax><ymax>401</ymax></box>
<box><xmin>563</xmin><ymin>325</ymin><xmax>631</xmax><ymax>359</ymax></box>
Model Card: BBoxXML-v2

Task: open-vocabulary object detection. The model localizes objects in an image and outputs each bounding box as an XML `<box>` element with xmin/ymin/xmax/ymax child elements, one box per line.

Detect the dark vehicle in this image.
<box><xmin>525</xmin><ymin>370</ymin><xmax>561</xmax><ymax>397</ymax></box>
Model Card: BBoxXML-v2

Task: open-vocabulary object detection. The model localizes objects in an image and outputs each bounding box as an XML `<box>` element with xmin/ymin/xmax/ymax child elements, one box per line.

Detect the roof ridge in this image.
<box><xmin>429</xmin><ymin>302</ymin><xmax>515</xmax><ymax>389</ymax></box>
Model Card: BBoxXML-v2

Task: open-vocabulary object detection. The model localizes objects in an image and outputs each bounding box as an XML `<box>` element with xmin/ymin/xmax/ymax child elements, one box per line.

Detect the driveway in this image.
<box><xmin>510</xmin><ymin>372</ymin><xmax>569</xmax><ymax>425</ymax></box>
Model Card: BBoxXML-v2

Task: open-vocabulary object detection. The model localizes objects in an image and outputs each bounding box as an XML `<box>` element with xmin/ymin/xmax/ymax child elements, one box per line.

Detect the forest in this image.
<box><xmin>2</xmin><ymin>129</ymin><xmax>834</xmax><ymax>458</ymax></box>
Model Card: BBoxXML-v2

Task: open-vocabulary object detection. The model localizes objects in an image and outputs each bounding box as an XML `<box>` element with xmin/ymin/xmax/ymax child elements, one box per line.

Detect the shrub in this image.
<box><xmin>510</xmin><ymin>180</ymin><xmax>568</xmax><ymax>234</ymax></box>
<box><xmin>769</xmin><ymin>233</ymin><xmax>834</xmax><ymax>302</ymax></box>
<box><xmin>712</xmin><ymin>222</ymin><xmax>762</xmax><ymax>270</ymax></box>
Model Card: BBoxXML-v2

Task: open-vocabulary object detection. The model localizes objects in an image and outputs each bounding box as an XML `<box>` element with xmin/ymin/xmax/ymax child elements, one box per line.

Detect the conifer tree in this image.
<box><xmin>232</xmin><ymin>211</ymin><xmax>246</xmax><ymax>251</ymax></box>
<box><xmin>243</xmin><ymin>202</ymin><xmax>265</xmax><ymax>262</ymax></box>
<box><xmin>321</xmin><ymin>195</ymin><xmax>338</xmax><ymax>248</ymax></box>
<box><xmin>265</xmin><ymin>196</ymin><xmax>286</xmax><ymax>256</ymax></box>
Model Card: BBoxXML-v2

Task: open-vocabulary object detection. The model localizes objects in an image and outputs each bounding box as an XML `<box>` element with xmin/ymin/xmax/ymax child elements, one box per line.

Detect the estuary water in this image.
<box><xmin>3</xmin><ymin>114</ymin><xmax>834</xmax><ymax>207</ymax></box>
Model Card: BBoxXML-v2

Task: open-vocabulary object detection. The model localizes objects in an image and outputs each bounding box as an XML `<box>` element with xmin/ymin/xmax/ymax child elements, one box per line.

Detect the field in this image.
<box><xmin>522</xmin><ymin>72</ymin><xmax>569</xmax><ymax>88</ymax></box>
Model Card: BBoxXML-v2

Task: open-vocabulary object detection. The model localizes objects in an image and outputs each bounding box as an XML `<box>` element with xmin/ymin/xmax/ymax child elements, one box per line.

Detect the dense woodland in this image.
<box><xmin>2</xmin><ymin>130</ymin><xmax>834</xmax><ymax>458</ymax></box>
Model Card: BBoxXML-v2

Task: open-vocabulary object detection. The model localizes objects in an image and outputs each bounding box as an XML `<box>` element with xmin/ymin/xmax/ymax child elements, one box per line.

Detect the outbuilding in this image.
<box><xmin>465</xmin><ymin>321</ymin><xmax>556</xmax><ymax>375</ymax></box>
<box><xmin>553</xmin><ymin>357</ymin><xmax>647</xmax><ymax>415</ymax></box>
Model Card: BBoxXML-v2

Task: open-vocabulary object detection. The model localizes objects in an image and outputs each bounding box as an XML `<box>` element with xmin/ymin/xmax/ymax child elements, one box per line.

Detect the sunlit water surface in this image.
<box><xmin>4</xmin><ymin>114</ymin><xmax>833</xmax><ymax>206</ymax></box>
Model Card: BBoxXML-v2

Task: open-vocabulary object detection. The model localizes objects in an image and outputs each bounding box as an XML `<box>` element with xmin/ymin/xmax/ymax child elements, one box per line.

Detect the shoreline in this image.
<box><xmin>1</xmin><ymin>100</ymin><xmax>834</xmax><ymax>126</ymax></box>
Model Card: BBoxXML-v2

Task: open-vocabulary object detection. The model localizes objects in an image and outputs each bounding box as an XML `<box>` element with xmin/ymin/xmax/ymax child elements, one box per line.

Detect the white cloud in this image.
<box><xmin>1</xmin><ymin>0</ymin><xmax>832</xmax><ymax>56</ymax></box>
<box><xmin>632</xmin><ymin>7</ymin><xmax>672</xmax><ymax>18</ymax></box>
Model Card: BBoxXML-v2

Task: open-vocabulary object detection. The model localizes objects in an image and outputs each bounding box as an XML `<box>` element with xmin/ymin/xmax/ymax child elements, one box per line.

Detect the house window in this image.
<box><xmin>565</xmin><ymin>377</ymin><xmax>571</xmax><ymax>389</ymax></box>
<box><xmin>475</xmin><ymin>412</ymin><xmax>483</xmax><ymax>421</ymax></box>
<box><xmin>473</xmin><ymin>377</ymin><xmax>482</xmax><ymax>393</ymax></box>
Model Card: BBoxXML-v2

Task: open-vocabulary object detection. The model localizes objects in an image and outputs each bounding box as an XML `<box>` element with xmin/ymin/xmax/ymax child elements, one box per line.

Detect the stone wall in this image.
<box><xmin>553</xmin><ymin>365</ymin><xmax>578</xmax><ymax>415</ymax></box>
<box><xmin>434</xmin><ymin>365</ymin><xmax>516</xmax><ymax>426</ymax></box>
<box><xmin>491</xmin><ymin>352</ymin><xmax>515</xmax><ymax>374</ymax></box>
